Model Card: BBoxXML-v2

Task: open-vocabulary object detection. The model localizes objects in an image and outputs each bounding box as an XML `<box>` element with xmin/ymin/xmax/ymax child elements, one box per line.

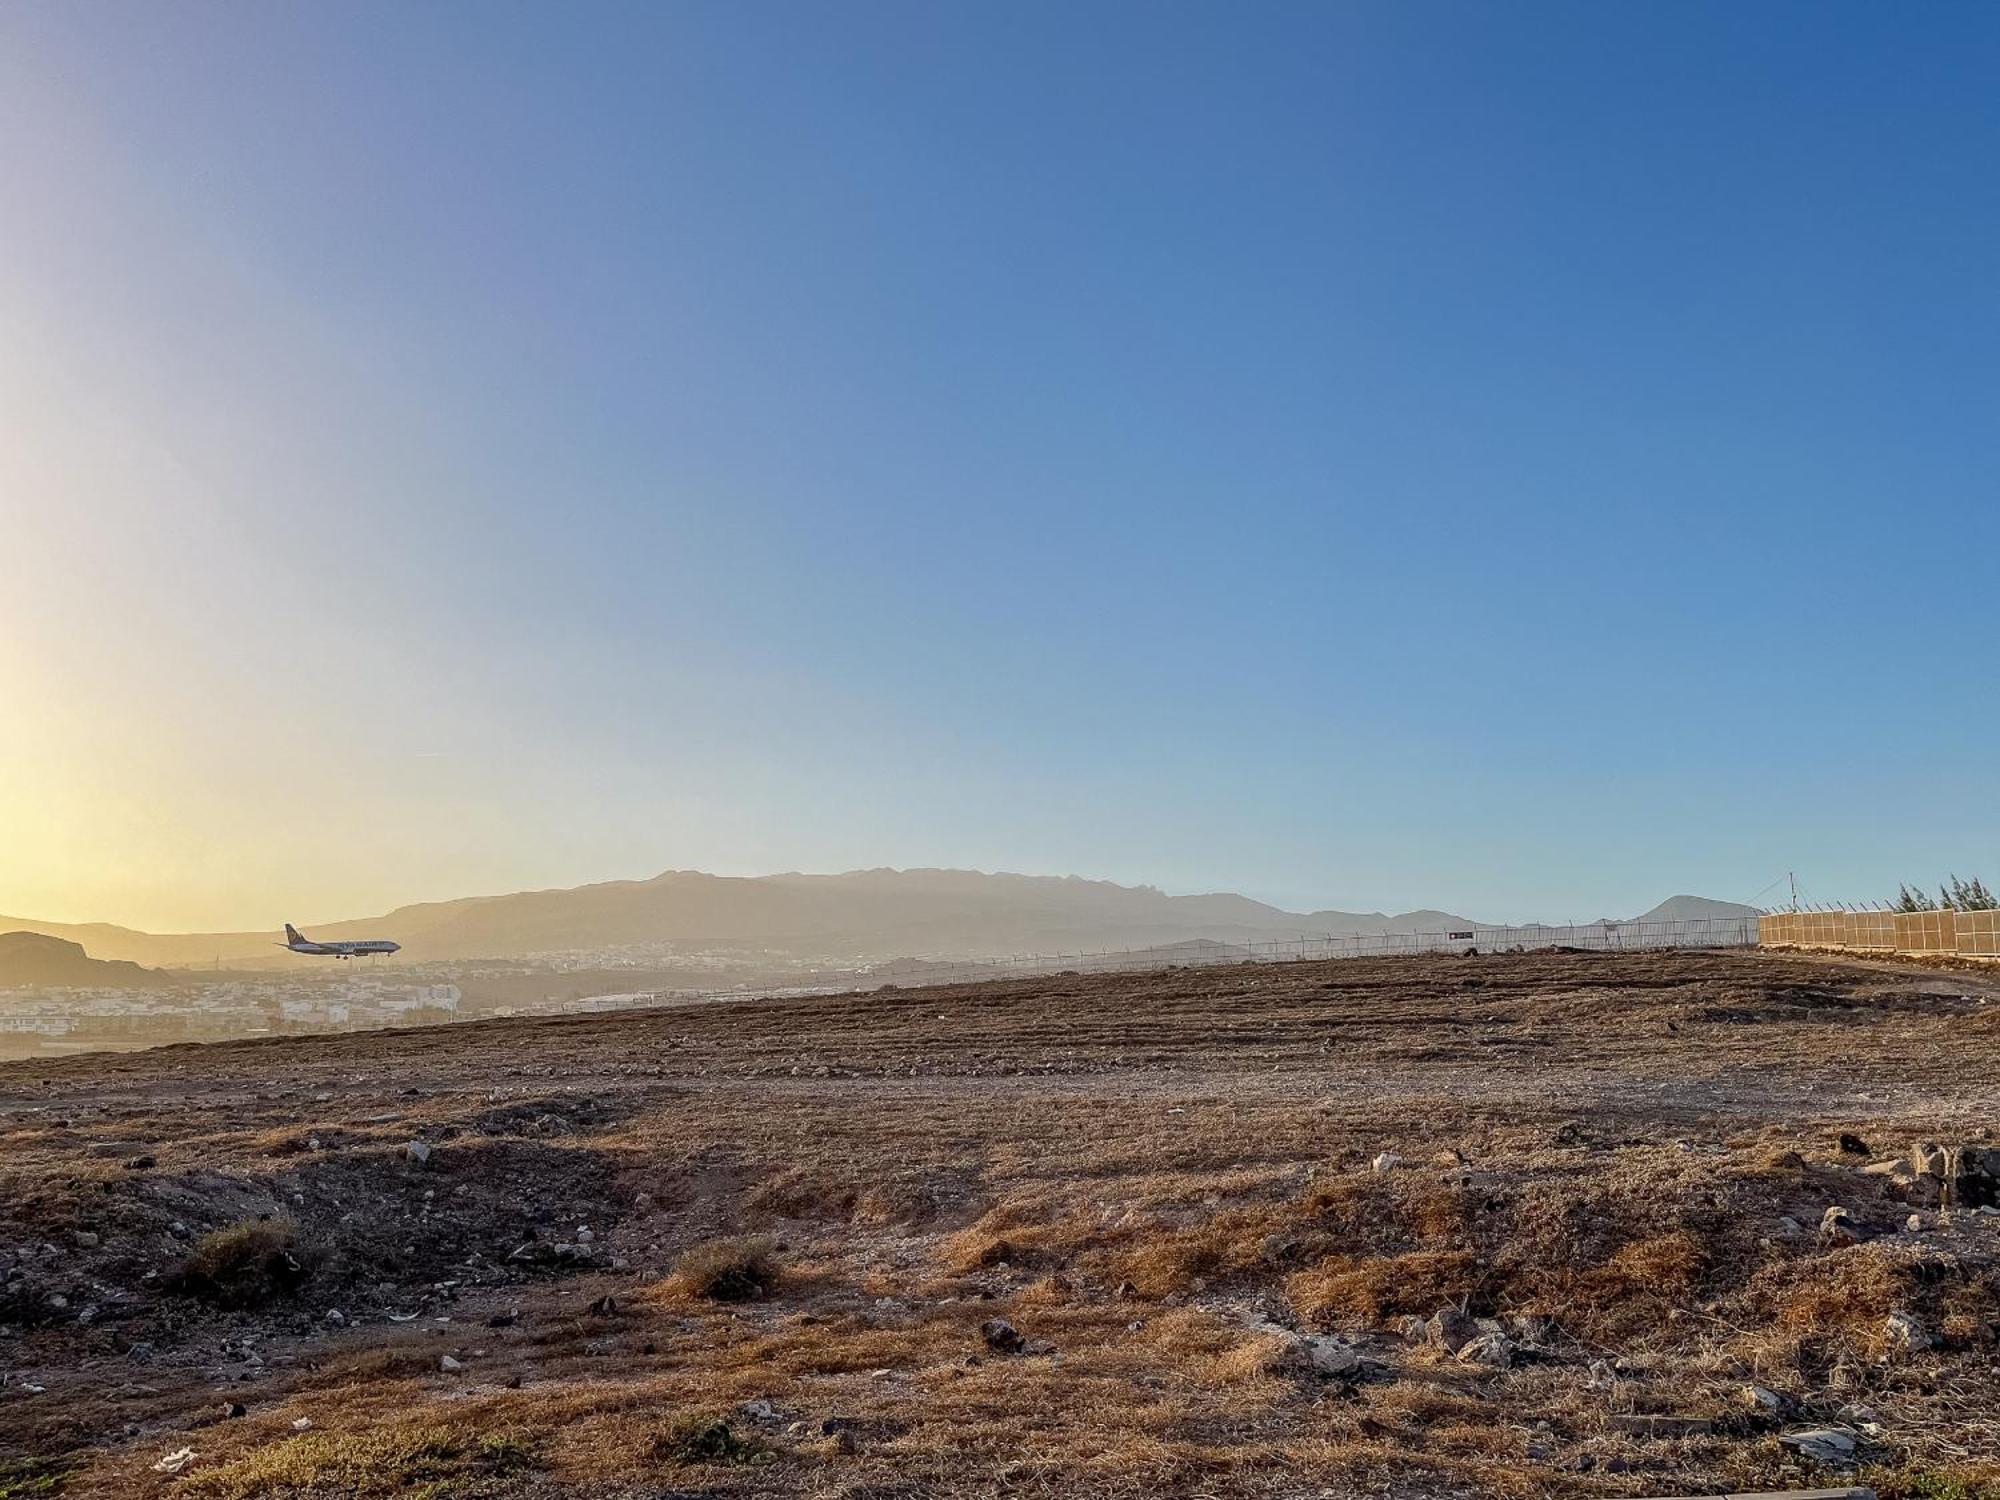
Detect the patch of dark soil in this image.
<box><xmin>0</xmin><ymin>1141</ymin><xmax>628</xmax><ymax>1347</ymax></box>
<box><xmin>465</xmin><ymin>1092</ymin><xmax>636</xmax><ymax>1138</ymax></box>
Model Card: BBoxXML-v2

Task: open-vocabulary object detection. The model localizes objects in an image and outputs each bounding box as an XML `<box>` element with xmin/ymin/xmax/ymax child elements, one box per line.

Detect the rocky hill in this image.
<box><xmin>0</xmin><ymin>931</ymin><xmax>167</xmax><ymax>988</ymax></box>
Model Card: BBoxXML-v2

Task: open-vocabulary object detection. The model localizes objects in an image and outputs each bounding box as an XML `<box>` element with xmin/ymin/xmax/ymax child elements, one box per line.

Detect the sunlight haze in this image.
<box><xmin>3</xmin><ymin>1</ymin><xmax>1995</xmax><ymax>931</ymax></box>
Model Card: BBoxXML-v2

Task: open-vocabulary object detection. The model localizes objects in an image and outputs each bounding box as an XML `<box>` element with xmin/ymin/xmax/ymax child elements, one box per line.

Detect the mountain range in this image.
<box><xmin>0</xmin><ymin>869</ymin><xmax>1758</xmax><ymax>970</ymax></box>
<box><xmin>0</xmin><ymin>931</ymin><xmax>168</xmax><ymax>988</ymax></box>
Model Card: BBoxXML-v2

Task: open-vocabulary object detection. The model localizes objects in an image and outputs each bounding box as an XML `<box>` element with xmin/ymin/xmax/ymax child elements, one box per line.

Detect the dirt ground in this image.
<box><xmin>3</xmin><ymin>946</ymin><xmax>1999</xmax><ymax>1499</ymax></box>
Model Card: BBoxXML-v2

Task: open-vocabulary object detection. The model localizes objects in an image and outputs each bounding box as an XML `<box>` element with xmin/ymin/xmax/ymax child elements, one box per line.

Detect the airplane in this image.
<box><xmin>280</xmin><ymin>923</ymin><xmax>401</xmax><ymax>960</ymax></box>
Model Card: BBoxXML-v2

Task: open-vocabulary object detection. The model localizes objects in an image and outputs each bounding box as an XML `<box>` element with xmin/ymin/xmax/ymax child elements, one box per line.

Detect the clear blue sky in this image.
<box><xmin>1</xmin><ymin>1</ymin><xmax>1995</xmax><ymax>929</ymax></box>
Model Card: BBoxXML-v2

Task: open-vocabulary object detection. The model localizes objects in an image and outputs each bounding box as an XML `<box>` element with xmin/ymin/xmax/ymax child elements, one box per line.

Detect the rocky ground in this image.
<box><xmin>2</xmin><ymin>946</ymin><xmax>1998</xmax><ymax>1498</ymax></box>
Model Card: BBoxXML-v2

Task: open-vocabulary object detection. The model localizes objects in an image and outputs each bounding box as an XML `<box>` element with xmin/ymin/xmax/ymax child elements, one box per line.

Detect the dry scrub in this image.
<box><xmin>2</xmin><ymin>946</ymin><xmax>1999</xmax><ymax>1498</ymax></box>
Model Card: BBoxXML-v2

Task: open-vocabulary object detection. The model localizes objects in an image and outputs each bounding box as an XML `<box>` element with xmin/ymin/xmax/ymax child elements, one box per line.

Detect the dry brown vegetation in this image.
<box><xmin>669</xmin><ymin>1235</ymin><xmax>781</xmax><ymax>1301</ymax></box>
<box><xmin>3</xmin><ymin>947</ymin><xmax>2000</xmax><ymax>1497</ymax></box>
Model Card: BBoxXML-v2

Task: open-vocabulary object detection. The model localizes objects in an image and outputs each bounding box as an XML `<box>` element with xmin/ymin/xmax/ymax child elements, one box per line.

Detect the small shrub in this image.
<box><xmin>168</xmin><ymin>1218</ymin><xmax>312</xmax><ymax>1308</ymax></box>
<box><xmin>651</xmin><ymin>1415</ymin><xmax>765</xmax><ymax>1466</ymax></box>
<box><xmin>0</xmin><ymin>1458</ymin><xmax>67</xmax><ymax>1499</ymax></box>
<box><xmin>672</xmin><ymin>1236</ymin><xmax>780</xmax><ymax>1301</ymax></box>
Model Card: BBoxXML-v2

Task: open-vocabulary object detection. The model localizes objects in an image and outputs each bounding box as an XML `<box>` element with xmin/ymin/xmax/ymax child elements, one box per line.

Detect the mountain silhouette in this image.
<box><xmin>0</xmin><ymin>869</ymin><xmax>1757</xmax><ymax>968</ymax></box>
<box><xmin>0</xmin><ymin>931</ymin><xmax>168</xmax><ymax>988</ymax></box>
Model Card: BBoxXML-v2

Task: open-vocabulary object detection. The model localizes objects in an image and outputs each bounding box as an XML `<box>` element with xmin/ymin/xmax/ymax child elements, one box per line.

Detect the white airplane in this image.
<box><xmin>280</xmin><ymin>923</ymin><xmax>401</xmax><ymax>960</ymax></box>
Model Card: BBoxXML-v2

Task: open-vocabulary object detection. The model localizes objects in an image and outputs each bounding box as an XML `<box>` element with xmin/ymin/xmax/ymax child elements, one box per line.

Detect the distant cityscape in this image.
<box><xmin>0</xmin><ymin>945</ymin><xmax>939</xmax><ymax>1059</ymax></box>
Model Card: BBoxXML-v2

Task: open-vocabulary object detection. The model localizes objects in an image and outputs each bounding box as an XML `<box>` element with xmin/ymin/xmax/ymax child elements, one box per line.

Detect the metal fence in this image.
<box><xmin>1760</xmin><ymin>907</ymin><xmax>2000</xmax><ymax>957</ymax></box>
<box><xmin>565</xmin><ymin>913</ymin><xmax>1762</xmax><ymax>1014</ymax></box>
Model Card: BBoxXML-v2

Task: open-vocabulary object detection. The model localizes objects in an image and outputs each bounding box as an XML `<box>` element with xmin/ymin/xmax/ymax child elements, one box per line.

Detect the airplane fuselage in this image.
<box><xmin>282</xmin><ymin>925</ymin><xmax>400</xmax><ymax>959</ymax></box>
<box><xmin>289</xmin><ymin>941</ymin><xmax>401</xmax><ymax>958</ymax></box>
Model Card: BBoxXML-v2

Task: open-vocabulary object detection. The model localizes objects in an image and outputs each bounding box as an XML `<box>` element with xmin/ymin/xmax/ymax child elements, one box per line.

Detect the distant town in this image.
<box><xmin>0</xmin><ymin>946</ymin><xmax>979</xmax><ymax>1059</ymax></box>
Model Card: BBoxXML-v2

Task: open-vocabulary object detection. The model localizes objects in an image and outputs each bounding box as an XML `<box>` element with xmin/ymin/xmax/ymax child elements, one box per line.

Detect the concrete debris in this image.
<box><xmin>1779</xmin><ymin>1428</ymin><xmax>1858</xmax><ymax>1467</ymax></box>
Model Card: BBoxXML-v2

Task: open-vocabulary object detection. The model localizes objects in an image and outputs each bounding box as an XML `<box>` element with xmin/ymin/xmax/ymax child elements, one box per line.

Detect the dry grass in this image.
<box><xmin>4</xmin><ymin>946</ymin><xmax>2000</xmax><ymax>1498</ymax></box>
<box><xmin>173</xmin><ymin>1422</ymin><xmax>532</xmax><ymax>1499</ymax></box>
<box><xmin>670</xmin><ymin>1235</ymin><xmax>782</xmax><ymax>1301</ymax></box>
<box><xmin>165</xmin><ymin>1217</ymin><xmax>310</xmax><ymax>1309</ymax></box>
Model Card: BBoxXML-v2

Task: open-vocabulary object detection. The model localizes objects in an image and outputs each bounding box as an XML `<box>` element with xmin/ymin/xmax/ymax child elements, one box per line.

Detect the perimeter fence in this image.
<box><xmin>1759</xmin><ymin>908</ymin><xmax>2000</xmax><ymax>957</ymax></box>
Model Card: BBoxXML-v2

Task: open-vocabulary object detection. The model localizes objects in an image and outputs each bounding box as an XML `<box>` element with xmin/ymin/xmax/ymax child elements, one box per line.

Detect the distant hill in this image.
<box><xmin>0</xmin><ymin>870</ymin><xmax>1755</xmax><ymax>968</ymax></box>
<box><xmin>0</xmin><ymin>931</ymin><xmax>168</xmax><ymax>989</ymax></box>
<box><xmin>1629</xmin><ymin>895</ymin><xmax>1761</xmax><ymax>923</ymax></box>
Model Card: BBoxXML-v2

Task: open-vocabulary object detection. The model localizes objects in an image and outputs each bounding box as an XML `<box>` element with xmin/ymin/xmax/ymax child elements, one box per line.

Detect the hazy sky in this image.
<box><xmin>3</xmin><ymin>2</ymin><xmax>1996</xmax><ymax>932</ymax></box>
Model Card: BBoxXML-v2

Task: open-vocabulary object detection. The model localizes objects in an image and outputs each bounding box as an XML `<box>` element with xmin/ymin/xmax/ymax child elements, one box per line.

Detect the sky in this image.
<box><xmin>2</xmin><ymin>1</ymin><xmax>1996</xmax><ymax>933</ymax></box>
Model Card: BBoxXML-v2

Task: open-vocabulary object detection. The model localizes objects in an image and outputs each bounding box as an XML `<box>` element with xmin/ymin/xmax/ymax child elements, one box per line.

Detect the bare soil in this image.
<box><xmin>3</xmin><ymin>947</ymin><xmax>1999</xmax><ymax>1498</ymax></box>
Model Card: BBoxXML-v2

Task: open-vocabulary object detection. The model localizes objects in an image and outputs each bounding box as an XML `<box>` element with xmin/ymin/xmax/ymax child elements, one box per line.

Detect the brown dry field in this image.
<box><xmin>4</xmin><ymin>947</ymin><xmax>2000</xmax><ymax>1499</ymax></box>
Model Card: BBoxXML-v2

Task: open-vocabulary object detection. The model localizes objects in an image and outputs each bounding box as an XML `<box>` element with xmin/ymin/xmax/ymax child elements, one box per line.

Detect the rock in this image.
<box><xmin>1743</xmin><ymin>1383</ymin><xmax>1786</xmax><ymax>1414</ymax></box>
<box><xmin>1260</xmin><ymin>1233</ymin><xmax>1305</xmax><ymax>1268</ymax></box>
<box><xmin>1424</xmin><ymin>1307</ymin><xmax>1478</xmax><ymax>1354</ymax></box>
<box><xmin>405</xmin><ymin>1140</ymin><xmax>432</xmax><ymax>1166</ymax></box>
<box><xmin>1021</xmin><ymin>1338</ymin><xmax>1057</xmax><ymax>1356</ymax></box>
<box><xmin>1301</xmin><ymin>1335</ymin><xmax>1360</xmax><ymax>1376</ymax></box>
<box><xmin>1778</xmin><ymin>1427</ymin><xmax>1858</xmax><ymax>1466</ymax></box>
<box><xmin>1775</xmin><ymin>1215</ymin><xmax>1804</xmax><ymax>1237</ymax></box>
<box><xmin>72</xmin><ymin>1231</ymin><xmax>100</xmax><ymax>1250</ymax></box>
<box><xmin>323</xmin><ymin>1309</ymin><xmax>346</xmax><ymax>1327</ymax></box>
<box><xmin>1912</xmin><ymin>1141</ymin><xmax>1949</xmax><ymax>1178</ymax></box>
<box><xmin>125</xmin><ymin>1155</ymin><xmax>156</xmax><ymax>1171</ymax></box>
<box><xmin>1372</xmin><ymin>1152</ymin><xmax>1405</xmax><ymax>1173</ymax></box>
<box><xmin>1906</xmin><ymin>1213</ymin><xmax>1924</xmax><ymax>1233</ymax></box>
<box><xmin>587</xmin><ymin>1295</ymin><xmax>619</xmax><ymax>1317</ymax></box>
<box><xmin>222</xmin><ymin>1401</ymin><xmax>246</xmax><ymax>1419</ymax></box>
<box><xmin>1838</xmin><ymin>1133</ymin><xmax>1871</xmax><ymax>1156</ymax></box>
<box><xmin>1862</xmin><ymin>1158</ymin><xmax>1906</xmax><ymax>1176</ymax></box>
<box><xmin>1455</xmin><ymin>1330</ymin><xmax>1515</xmax><ymax>1368</ymax></box>
<box><xmin>439</xmin><ymin>1355</ymin><xmax>463</xmax><ymax>1373</ymax></box>
<box><xmin>1882</xmin><ymin>1309</ymin><xmax>1933</xmax><ymax>1359</ymax></box>
<box><xmin>1819</xmin><ymin>1206</ymin><xmax>1860</xmax><ymax>1246</ymax></box>
<box><xmin>738</xmin><ymin>1399</ymin><xmax>778</xmax><ymax>1423</ymax></box>
<box><xmin>980</xmin><ymin>1318</ymin><xmax>1025</xmax><ymax>1354</ymax></box>
<box><xmin>151</xmin><ymin>1447</ymin><xmax>198</xmax><ymax>1474</ymax></box>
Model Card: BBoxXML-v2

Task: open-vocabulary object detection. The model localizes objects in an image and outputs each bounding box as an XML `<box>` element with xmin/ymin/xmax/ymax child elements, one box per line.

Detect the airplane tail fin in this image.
<box><xmin>284</xmin><ymin>923</ymin><xmax>306</xmax><ymax>945</ymax></box>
